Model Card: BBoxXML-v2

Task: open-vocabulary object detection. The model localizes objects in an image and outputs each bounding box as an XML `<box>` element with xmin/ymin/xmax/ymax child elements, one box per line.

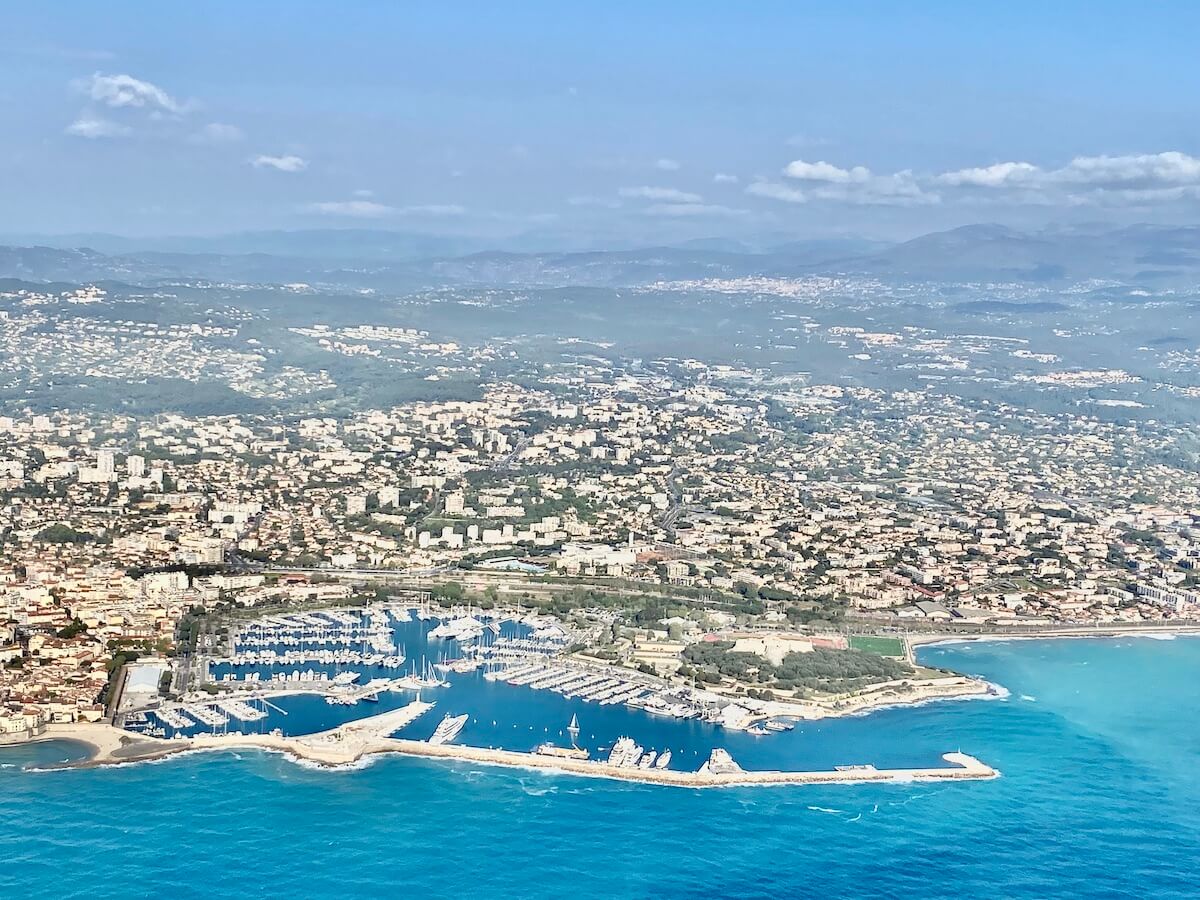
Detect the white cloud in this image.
<box><xmin>82</xmin><ymin>72</ymin><xmax>181</xmax><ymax>113</ymax></box>
<box><xmin>783</xmin><ymin>159</ymin><xmax>871</xmax><ymax>184</ymax></box>
<box><xmin>619</xmin><ymin>186</ymin><xmax>702</xmax><ymax>203</ymax></box>
<box><xmin>190</xmin><ymin>122</ymin><xmax>244</xmax><ymax>144</ymax></box>
<box><xmin>746</xmin><ymin>180</ymin><xmax>806</xmax><ymax>203</ymax></box>
<box><xmin>65</xmin><ymin>115</ymin><xmax>130</xmax><ymax>139</ymax></box>
<box><xmin>655</xmin><ymin>158</ymin><xmax>681</xmax><ymax>171</ymax></box>
<box><xmin>775</xmin><ymin>160</ymin><xmax>938</xmax><ymax>206</ymax></box>
<box><xmin>306</xmin><ymin>201</ymin><xmax>465</xmax><ymax>218</ymax></box>
<box><xmin>740</xmin><ymin>149</ymin><xmax>1200</xmax><ymax>210</ymax></box>
<box><xmin>307</xmin><ymin>200</ymin><xmax>393</xmax><ymax>217</ymax></box>
<box><xmin>713</xmin><ymin>173</ymin><xmax>740</xmax><ymax>184</ymax></box>
<box><xmin>643</xmin><ymin>202</ymin><xmax>745</xmax><ymax>217</ymax></box>
<box><xmin>251</xmin><ymin>154</ymin><xmax>308</xmax><ymax>172</ymax></box>
<box><xmin>933</xmin><ymin>151</ymin><xmax>1200</xmax><ymax>205</ymax></box>
<box><xmin>937</xmin><ymin>161</ymin><xmax>1039</xmax><ymax>187</ymax></box>
<box><xmin>1051</xmin><ymin>151</ymin><xmax>1200</xmax><ymax>189</ymax></box>
<box><xmin>818</xmin><ymin>170</ymin><xmax>938</xmax><ymax>206</ymax></box>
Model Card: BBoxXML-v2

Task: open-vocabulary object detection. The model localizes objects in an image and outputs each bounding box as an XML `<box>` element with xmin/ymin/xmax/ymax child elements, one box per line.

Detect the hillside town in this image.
<box><xmin>3</xmin><ymin>359</ymin><xmax>1200</xmax><ymax>735</ymax></box>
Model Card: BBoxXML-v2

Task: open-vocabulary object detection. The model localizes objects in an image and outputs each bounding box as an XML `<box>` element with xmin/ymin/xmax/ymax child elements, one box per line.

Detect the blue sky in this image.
<box><xmin>4</xmin><ymin>2</ymin><xmax>1200</xmax><ymax>245</ymax></box>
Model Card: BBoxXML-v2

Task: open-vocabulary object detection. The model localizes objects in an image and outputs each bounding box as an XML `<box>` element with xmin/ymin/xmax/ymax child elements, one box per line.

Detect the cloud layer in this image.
<box><xmin>745</xmin><ymin>151</ymin><xmax>1200</xmax><ymax>208</ymax></box>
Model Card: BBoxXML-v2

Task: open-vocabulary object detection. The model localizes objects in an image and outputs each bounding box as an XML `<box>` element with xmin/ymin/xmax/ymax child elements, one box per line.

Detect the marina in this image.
<box><xmin>107</xmin><ymin>606</ymin><xmax>999</xmax><ymax>778</ymax></box>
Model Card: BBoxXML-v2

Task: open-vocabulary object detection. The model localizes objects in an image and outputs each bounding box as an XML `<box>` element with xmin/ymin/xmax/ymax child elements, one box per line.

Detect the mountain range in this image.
<box><xmin>1</xmin><ymin>224</ymin><xmax>1198</xmax><ymax>289</ymax></box>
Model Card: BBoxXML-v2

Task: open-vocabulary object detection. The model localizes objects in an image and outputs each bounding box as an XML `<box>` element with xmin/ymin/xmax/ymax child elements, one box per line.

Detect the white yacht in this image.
<box><xmin>428</xmin><ymin>713</ymin><xmax>469</xmax><ymax>745</ymax></box>
<box><xmin>606</xmin><ymin>736</ymin><xmax>644</xmax><ymax>768</ymax></box>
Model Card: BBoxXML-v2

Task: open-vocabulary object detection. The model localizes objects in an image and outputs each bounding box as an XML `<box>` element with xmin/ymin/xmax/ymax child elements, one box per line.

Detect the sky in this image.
<box><xmin>4</xmin><ymin>1</ymin><xmax>1200</xmax><ymax>247</ymax></box>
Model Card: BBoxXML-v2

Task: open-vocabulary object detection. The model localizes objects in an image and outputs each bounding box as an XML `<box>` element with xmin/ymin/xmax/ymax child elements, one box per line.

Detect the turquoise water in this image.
<box><xmin>4</xmin><ymin>636</ymin><xmax>1198</xmax><ymax>899</ymax></box>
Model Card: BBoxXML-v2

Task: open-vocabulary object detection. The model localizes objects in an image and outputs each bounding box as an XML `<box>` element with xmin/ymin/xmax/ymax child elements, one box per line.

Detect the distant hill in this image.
<box><xmin>0</xmin><ymin>229</ymin><xmax>483</xmax><ymax>261</ymax></box>
<box><xmin>1</xmin><ymin>224</ymin><xmax>1199</xmax><ymax>289</ymax></box>
<box><xmin>0</xmin><ymin>246</ymin><xmax>183</xmax><ymax>283</ymax></box>
<box><xmin>816</xmin><ymin>224</ymin><xmax>1200</xmax><ymax>283</ymax></box>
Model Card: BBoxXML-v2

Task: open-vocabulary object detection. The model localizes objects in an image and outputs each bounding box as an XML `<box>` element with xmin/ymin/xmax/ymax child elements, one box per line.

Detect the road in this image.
<box><xmin>657</xmin><ymin>464</ymin><xmax>685</xmax><ymax>536</ymax></box>
<box><xmin>489</xmin><ymin>435</ymin><xmax>531</xmax><ymax>470</ymax></box>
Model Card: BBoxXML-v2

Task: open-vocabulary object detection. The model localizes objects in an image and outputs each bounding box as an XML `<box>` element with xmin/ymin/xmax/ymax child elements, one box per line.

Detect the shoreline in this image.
<box><xmin>907</xmin><ymin>624</ymin><xmax>1200</xmax><ymax>650</ymax></box>
<box><xmin>16</xmin><ymin>627</ymin><xmax>1183</xmax><ymax>787</ymax></box>
<box><xmin>8</xmin><ymin>719</ymin><xmax>998</xmax><ymax>788</ymax></box>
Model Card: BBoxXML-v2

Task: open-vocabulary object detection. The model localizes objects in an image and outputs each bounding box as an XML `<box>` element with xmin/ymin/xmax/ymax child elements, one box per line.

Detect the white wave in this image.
<box><xmin>807</xmin><ymin>805</ymin><xmax>843</xmax><ymax>814</ymax></box>
<box><xmin>839</xmin><ymin>680</ymin><xmax>1007</xmax><ymax>719</ymax></box>
<box><xmin>1019</xmin><ymin>694</ymin><xmax>1037</xmax><ymax>702</ymax></box>
<box><xmin>286</xmin><ymin>753</ymin><xmax>380</xmax><ymax>773</ymax></box>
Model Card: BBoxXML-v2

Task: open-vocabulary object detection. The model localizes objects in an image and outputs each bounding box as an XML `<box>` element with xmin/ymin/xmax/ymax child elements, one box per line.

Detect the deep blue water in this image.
<box><xmin>4</xmin><ymin>636</ymin><xmax>1198</xmax><ymax>899</ymax></box>
<box><xmin>195</xmin><ymin>615</ymin><xmax>969</xmax><ymax>770</ymax></box>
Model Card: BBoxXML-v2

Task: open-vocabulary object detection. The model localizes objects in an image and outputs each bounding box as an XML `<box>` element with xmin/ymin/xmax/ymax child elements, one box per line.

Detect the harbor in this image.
<box><xmin>96</xmin><ymin>604</ymin><xmax>1004</xmax><ymax>781</ymax></box>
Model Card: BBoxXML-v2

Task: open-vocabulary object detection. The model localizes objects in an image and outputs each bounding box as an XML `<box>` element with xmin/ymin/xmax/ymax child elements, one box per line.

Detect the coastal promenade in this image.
<box><xmin>18</xmin><ymin>705</ymin><xmax>998</xmax><ymax>788</ymax></box>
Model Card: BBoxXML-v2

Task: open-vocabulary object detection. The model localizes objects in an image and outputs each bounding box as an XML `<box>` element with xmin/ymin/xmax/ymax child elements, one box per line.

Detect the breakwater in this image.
<box><xmin>36</xmin><ymin>708</ymin><xmax>997</xmax><ymax>788</ymax></box>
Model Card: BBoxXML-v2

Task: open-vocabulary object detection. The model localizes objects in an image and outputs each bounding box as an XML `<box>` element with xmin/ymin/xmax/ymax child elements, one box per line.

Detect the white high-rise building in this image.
<box><xmin>96</xmin><ymin>449</ymin><xmax>115</xmax><ymax>475</ymax></box>
<box><xmin>127</xmin><ymin>454</ymin><xmax>146</xmax><ymax>478</ymax></box>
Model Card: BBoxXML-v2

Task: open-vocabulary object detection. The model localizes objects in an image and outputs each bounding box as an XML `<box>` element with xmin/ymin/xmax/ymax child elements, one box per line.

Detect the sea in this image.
<box><xmin>3</xmin><ymin>634</ymin><xmax>1198</xmax><ymax>899</ymax></box>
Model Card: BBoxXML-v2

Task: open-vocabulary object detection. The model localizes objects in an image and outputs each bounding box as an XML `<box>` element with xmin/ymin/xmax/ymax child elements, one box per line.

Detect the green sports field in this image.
<box><xmin>849</xmin><ymin>635</ymin><xmax>906</xmax><ymax>658</ymax></box>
